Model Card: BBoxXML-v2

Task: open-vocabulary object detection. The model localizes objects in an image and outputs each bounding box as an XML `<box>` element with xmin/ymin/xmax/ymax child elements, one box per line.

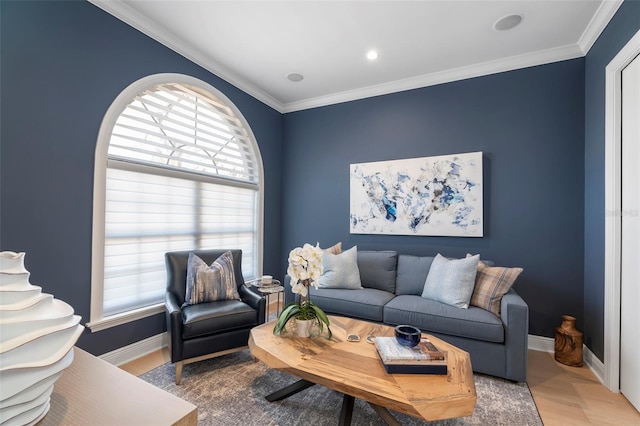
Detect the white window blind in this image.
<box><xmin>109</xmin><ymin>83</ymin><xmax>258</xmax><ymax>183</ymax></box>
<box><xmin>100</xmin><ymin>81</ymin><xmax>260</xmax><ymax>318</ymax></box>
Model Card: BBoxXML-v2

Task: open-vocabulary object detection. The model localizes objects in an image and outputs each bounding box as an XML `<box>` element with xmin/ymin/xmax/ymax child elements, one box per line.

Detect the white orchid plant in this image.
<box><xmin>287</xmin><ymin>243</ymin><xmax>323</xmax><ymax>296</ymax></box>
<box><xmin>273</xmin><ymin>243</ymin><xmax>332</xmax><ymax>338</ymax></box>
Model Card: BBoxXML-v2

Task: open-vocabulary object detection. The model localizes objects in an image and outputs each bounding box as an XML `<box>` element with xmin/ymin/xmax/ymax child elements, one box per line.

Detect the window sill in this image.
<box><xmin>86</xmin><ymin>303</ymin><xmax>165</xmax><ymax>332</ymax></box>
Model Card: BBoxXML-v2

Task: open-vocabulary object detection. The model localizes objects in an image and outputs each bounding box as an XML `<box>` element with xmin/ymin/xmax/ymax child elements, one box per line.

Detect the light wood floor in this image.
<box><xmin>527</xmin><ymin>350</ymin><xmax>640</xmax><ymax>425</ymax></box>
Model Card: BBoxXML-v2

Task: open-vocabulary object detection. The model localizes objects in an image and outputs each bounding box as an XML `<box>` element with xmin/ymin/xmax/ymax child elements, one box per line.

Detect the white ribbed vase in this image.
<box><xmin>0</xmin><ymin>251</ymin><xmax>84</xmax><ymax>426</ymax></box>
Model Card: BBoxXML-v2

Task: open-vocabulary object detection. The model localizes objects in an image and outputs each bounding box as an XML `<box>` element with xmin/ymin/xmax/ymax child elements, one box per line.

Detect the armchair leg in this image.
<box><xmin>173</xmin><ymin>346</ymin><xmax>249</xmax><ymax>385</ymax></box>
<box><xmin>175</xmin><ymin>361</ymin><xmax>183</xmax><ymax>385</ymax></box>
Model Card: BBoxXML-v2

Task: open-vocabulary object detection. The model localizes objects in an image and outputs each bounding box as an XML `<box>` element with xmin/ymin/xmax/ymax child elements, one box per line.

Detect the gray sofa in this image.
<box><xmin>284</xmin><ymin>250</ymin><xmax>528</xmax><ymax>382</ymax></box>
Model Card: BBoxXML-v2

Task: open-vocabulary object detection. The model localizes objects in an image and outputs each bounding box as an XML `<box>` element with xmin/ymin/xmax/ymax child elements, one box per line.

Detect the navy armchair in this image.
<box><xmin>165</xmin><ymin>249</ymin><xmax>266</xmax><ymax>384</ymax></box>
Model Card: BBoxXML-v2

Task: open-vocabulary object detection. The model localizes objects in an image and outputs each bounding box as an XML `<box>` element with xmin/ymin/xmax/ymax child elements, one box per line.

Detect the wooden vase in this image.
<box><xmin>554</xmin><ymin>315</ymin><xmax>583</xmax><ymax>367</ymax></box>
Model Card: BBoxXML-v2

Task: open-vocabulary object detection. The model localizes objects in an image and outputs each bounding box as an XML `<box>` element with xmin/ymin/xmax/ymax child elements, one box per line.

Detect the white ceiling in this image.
<box><xmin>90</xmin><ymin>0</ymin><xmax>622</xmax><ymax>113</ymax></box>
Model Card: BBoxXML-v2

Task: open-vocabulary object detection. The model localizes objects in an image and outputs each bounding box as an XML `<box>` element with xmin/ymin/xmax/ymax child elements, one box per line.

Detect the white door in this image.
<box><xmin>621</xmin><ymin>52</ymin><xmax>640</xmax><ymax>412</ymax></box>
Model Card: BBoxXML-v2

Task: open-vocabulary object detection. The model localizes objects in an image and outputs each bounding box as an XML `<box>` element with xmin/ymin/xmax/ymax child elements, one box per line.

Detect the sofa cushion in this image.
<box><xmin>318</xmin><ymin>246</ymin><xmax>362</xmax><ymax>289</ymax></box>
<box><xmin>309</xmin><ymin>287</ymin><xmax>395</xmax><ymax>322</ymax></box>
<box><xmin>181</xmin><ymin>299</ymin><xmax>257</xmax><ymax>339</ymax></box>
<box><xmin>470</xmin><ymin>259</ymin><xmax>523</xmax><ymax>317</ymax></box>
<box><xmin>357</xmin><ymin>251</ymin><xmax>398</xmax><ymax>293</ymax></box>
<box><xmin>184</xmin><ymin>251</ymin><xmax>240</xmax><ymax>305</ymax></box>
<box><xmin>383</xmin><ymin>295</ymin><xmax>504</xmax><ymax>343</ymax></box>
<box><xmin>396</xmin><ymin>255</ymin><xmax>435</xmax><ymax>295</ymax></box>
<box><xmin>421</xmin><ymin>254</ymin><xmax>479</xmax><ymax>309</ymax></box>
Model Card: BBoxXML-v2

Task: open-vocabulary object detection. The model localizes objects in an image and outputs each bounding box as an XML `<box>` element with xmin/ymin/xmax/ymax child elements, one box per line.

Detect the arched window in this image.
<box><xmin>88</xmin><ymin>74</ymin><xmax>263</xmax><ymax>331</ymax></box>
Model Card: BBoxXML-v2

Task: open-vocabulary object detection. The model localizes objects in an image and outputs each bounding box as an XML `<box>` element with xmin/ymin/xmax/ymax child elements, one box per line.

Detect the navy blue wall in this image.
<box><xmin>583</xmin><ymin>0</ymin><xmax>640</xmax><ymax>360</ymax></box>
<box><xmin>0</xmin><ymin>1</ymin><xmax>283</xmax><ymax>355</ymax></box>
<box><xmin>282</xmin><ymin>59</ymin><xmax>586</xmax><ymax>339</ymax></box>
<box><xmin>3</xmin><ymin>0</ymin><xmax>638</xmax><ymax>361</ymax></box>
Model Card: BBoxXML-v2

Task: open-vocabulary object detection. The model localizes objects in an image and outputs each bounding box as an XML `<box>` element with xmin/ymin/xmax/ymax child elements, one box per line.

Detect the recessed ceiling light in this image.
<box><xmin>287</xmin><ymin>73</ymin><xmax>304</xmax><ymax>82</ymax></box>
<box><xmin>366</xmin><ymin>50</ymin><xmax>379</xmax><ymax>61</ymax></box>
<box><xmin>494</xmin><ymin>14</ymin><xmax>523</xmax><ymax>31</ymax></box>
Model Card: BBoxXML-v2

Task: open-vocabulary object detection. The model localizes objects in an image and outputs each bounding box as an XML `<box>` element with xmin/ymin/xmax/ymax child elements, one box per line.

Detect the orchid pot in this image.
<box><xmin>272</xmin><ymin>244</ymin><xmax>332</xmax><ymax>339</ymax></box>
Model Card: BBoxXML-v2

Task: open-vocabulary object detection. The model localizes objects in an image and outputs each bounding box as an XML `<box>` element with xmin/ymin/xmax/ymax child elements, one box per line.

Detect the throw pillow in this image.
<box><xmin>421</xmin><ymin>253</ymin><xmax>479</xmax><ymax>309</ymax></box>
<box><xmin>184</xmin><ymin>251</ymin><xmax>240</xmax><ymax>305</ymax></box>
<box><xmin>318</xmin><ymin>246</ymin><xmax>362</xmax><ymax>289</ymax></box>
<box><xmin>357</xmin><ymin>251</ymin><xmax>397</xmax><ymax>292</ymax></box>
<box><xmin>468</xmin><ymin>255</ymin><xmax>523</xmax><ymax>317</ymax></box>
<box><xmin>323</xmin><ymin>242</ymin><xmax>342</xmax><ymax>255</ymax></box>
<box><xmin>395</xmin><ymin>255</ymin><xmax>435</xmax><ymax>296</ymax></box>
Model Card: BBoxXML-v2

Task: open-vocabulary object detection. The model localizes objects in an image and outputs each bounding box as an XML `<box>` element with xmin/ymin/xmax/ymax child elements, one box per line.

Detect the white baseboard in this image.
<box><xmin>583</xmin><ymin>343</ymin><xmax>605</xmax><ymax>384</ymax></box>
<box><xmin>99</xmin><ymin>332</ymin><xmax>168</xmax><ymax>366</ymax></box>
<box><xmin>528</xmin><ymin>334</ymin><xmax>605</xmax><ymax>385</ymax></box>
<box><xmin>528</xmin><ymin>334</ymin><xmax>554</xmax><ymax>352</ymax></box>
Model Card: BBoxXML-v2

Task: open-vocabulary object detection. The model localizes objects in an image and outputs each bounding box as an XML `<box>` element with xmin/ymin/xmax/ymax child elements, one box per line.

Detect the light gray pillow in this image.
<box><xmin>421</xmin><ymin>253</ymin><xmax>479</xmax><ymax>309</ymax></box>
<box><xmin>184</xmin><ymin>251</ymin><xmax>240</xmax><ymax>305</ymax></box>
<box><xmin>318</xmin><ymin>246</ymin><xmax>363</xmax><ymax>289</ymax></box>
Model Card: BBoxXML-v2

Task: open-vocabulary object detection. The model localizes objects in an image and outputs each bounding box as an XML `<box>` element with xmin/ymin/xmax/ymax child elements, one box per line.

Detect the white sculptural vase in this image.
<box><xmin>0</xmin><ymin>251</ymin><xmax>84</xmax><ymax>426</ymax></box>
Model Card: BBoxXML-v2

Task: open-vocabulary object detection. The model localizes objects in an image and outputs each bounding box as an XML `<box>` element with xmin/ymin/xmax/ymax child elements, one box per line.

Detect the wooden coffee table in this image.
<box><xmin>248</xmin><ymin>315</ymin><xmax>476</xmax><ymax>425</ymax></box>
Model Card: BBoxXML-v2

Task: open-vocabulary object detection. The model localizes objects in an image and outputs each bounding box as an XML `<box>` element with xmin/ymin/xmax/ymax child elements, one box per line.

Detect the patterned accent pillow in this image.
<box><xmin>324</xmin><ymin>242</ymin><xmax>342</xmax><ymax>255</ymax></box>
<box><xmin>184</xmin><ymin>251</ymin><xmax>240</xmax><ymax>305</ymax></box>
<box><xmin>421</xmin><ymin>253</ymin><xmax>479</xmax><ymax>309</ymax></box>
<box><xmin>469</xmin><ymin>257</ymin><xmax>523</xmax><ymax>317</ymax></box>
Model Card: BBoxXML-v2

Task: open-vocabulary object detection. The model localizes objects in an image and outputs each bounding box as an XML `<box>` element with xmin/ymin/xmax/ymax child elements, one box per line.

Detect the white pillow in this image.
<box><xmin>318</xmin><ymin>246</ymin><xmax>362</xmax><ymax>289</ymax></box>
<box><xmin>421</xmin><ymin>253</ymin><xmax>479</xmax><ymax>309</ymax></box>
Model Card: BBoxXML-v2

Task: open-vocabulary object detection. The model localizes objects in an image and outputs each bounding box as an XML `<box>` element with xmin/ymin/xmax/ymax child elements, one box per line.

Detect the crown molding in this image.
<box><xmin>282</xmin><ymin>43</ymin><xmax>584</xmax><ymax>113</ymax></box>
<box><xmin>88</xmin><ymin>0</ymin><xmax>285</xmax><ymax>113</ymax></box>
<box><xmin>578</xmin><ymin>0</ymin><xmax>623</xmax><ymax>55</ymax></box>
<box><xmin>90</xmin><ymin>0</ymin><xmax>619</xmax><ymax>115</ymax></box>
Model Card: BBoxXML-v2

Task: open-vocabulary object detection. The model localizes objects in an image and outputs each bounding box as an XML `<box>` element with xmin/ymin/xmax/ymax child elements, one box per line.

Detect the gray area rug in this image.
<box><xmin>140</xmin><ymin>350</ymin><xmax>542</xmax><ymax>425</ymax></box>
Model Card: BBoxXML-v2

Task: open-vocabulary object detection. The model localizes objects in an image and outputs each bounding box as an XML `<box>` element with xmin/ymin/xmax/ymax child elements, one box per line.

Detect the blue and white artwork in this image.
<box><xmin>350</xmin><ymin>152</ymin><xmax>483</xmax><ymax>237</ymax></box>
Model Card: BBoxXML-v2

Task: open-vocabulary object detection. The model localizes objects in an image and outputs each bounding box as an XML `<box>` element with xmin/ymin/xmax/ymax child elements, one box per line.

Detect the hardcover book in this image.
<box><xmin>380</xmin><ymin>362</ymin><xmax>448</xmax><ymax>375</ymax></box>
<box><xmin>375</xmin><ymin>337</ymin><xmax>448</xmax><ymax>375</ymax></box>
<box><xmin>374</xmin><ymin>337</ymin><xmax>446</xmax><ymax>364</ymax></box>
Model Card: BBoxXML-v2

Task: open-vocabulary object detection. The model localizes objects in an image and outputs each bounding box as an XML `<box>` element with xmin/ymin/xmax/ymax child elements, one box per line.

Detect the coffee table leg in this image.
<box><xmin>339</xmin><ymin>394</ymin><xmax>355</xmax><ymax>426</ymax></box>
<box><xmin>369</xmin><ymin>403</ymin><xmax>402</xmax><ymax>426</ymax></box>
<box><xmin>265</xmin><ymin>379</ymin><xmax>315</xmax><ymax>402</ymax></box>
<box><xmin>266</xmin><ymin>379</ymin><xmax>398</xmax><ymax>426</ymax></box>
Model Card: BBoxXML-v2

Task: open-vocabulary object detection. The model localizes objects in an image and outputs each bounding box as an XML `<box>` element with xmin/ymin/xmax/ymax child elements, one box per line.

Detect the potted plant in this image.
<box><xmin>273</xmin><ymin>243</ymin><xmax>332</xmax><ymax>338</ymax></box>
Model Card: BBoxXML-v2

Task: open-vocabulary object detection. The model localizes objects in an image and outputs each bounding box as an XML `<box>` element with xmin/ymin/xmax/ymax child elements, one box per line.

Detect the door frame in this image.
<box><xmin>604</xmin><ymin>28</ymin><xmax>640</xmax><ymax>392</ymax></box>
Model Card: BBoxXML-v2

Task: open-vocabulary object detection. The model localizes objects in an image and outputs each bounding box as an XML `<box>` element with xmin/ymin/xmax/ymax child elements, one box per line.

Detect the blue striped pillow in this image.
<box><xmin>184</xmin><ymin>251</ymin><xmax>240</xmax><ymax>305</ymax></box>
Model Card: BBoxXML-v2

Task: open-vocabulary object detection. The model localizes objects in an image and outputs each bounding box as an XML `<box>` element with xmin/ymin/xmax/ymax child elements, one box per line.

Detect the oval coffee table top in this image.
<box><xmin>249</xmin><ymin>315</ymin><xmax>476</xmax><ymax>422</ymax></box>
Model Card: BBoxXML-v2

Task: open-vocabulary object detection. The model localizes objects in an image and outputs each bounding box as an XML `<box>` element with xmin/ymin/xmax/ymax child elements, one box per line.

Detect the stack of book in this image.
<box><xmin>374</xmin><ymin>336</ymin><xmax>448</xmax><ymax>374</ymax></box>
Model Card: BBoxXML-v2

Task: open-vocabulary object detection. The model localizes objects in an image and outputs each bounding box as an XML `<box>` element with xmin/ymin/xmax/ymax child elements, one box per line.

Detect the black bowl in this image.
<box><xmin>395</xmin><ymin>325</ymin><xmax>421</xmax><ymax>347</ymax></box>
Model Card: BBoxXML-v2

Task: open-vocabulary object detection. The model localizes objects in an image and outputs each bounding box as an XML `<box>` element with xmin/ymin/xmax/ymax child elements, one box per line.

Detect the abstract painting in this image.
<box><xmin>350</xmin><ymin>152</ymin><xmax>483</xmax><ymax>237</ymax></box>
